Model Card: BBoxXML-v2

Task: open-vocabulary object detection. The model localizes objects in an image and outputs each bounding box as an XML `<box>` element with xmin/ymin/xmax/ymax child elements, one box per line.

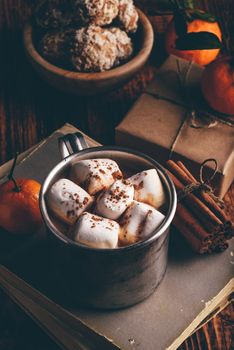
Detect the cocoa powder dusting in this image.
<box><xmin>112</xmin><ymin>170</ymin><xmax>122</xmax><ymax>180</ymax></box>
<box><xmin>134</xmin><ymin>181</ymin><xmax>144</xmax><ymax>191</ymax></box>
<box><xmin>83</xmin><ymin>197</ymin><xmax>89</xmax><ymax>205</ymax></box>
<box><xmin>67</xmin><ymin>210</ymin><xmax>75</xmax><ymax>218</ymax></box>
<box><xmin>91</xmin><ymin>215</ymin><xmax>103</xmax><ymax>222</ymax></box>
<box><xmin>122</xmin><ymin>179</ymin><xmax>130</xmax><ymax>185</ymax></box>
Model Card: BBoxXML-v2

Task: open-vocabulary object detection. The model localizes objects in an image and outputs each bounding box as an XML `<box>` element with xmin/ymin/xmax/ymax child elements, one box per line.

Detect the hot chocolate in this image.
<box><xmin>46</xmin><ymin>157</ymin><xmax>167</xmax><ymax>249</ymax></box>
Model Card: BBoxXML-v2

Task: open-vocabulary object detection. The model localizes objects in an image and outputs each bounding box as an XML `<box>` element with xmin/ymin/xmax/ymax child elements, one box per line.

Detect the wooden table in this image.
<box><xmin>0</xmin><ymin>1</ymin><xmax>233</xmax><ymax>349</ymax></box>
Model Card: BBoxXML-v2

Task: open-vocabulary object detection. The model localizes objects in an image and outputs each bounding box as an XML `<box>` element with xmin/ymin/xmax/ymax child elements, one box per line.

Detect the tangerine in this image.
<box><xmin>165</xmin><ymin>13</ymin><xmax>222</xmax><ymax>66</ymax></box>
<box><xmin>0</xmin><ymin>178</ymin><xmax>43</xmax><ymax>234</ymax></box>
<box><xmin>201</xmin><ymin>56</ymin><xmax>234</xmax><ymax>115</ymax></box>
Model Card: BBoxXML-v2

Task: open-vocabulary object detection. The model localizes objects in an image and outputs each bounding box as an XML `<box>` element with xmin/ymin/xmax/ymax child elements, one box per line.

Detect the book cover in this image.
<box><xmin>0</xmin><ymin>124</ymin><xmax>233</xmax><ymax>350</ymax></box>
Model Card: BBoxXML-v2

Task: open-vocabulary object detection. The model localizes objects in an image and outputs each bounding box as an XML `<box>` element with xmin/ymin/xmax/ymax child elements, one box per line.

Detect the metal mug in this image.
<box><xmin>40</xmin><ymin>133</ymin><xmax>177</xmax><ymax>309</ymax></box>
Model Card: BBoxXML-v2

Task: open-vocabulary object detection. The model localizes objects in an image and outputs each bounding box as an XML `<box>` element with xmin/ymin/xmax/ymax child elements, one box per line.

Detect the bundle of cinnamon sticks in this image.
<box><xmin>166</xmin><ymin>160</ymin><xmax>234</xmax><ymax>254</ymax></box>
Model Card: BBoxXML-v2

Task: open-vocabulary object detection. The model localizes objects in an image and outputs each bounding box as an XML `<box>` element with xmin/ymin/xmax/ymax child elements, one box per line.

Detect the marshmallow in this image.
<box><xmin>70</xmin><ymin>158</ymin><xmax>122</xmax><ymax>195</ymax></box>
<box><xmin>119</xmin><ymin>201</ymin><xmax>165</xmax><ymax>246</ymax></box>
<box><xmin>72</xmin><ymin>212</ymin><xmax>119</xmax><ymax>249</ymax></box>
<box><xmin>128</xmin><ymin>169</ymin><xmax>166</xmax><ymax>209</ymax></box>
<box><xmin>46</xmin><ymin>178</ymin><xmax>93</xmax><ymax>225</ymax></box>
<box><xmin>95</xmin><ymin>179</ymin><xmax>134</xmax><ymax>220</ymax></box>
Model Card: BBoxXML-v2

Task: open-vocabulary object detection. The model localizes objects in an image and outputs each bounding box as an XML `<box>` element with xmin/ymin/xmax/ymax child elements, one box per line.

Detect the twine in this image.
<box><xmin>144</xmin><ymin>59</ymin><xmax>234</xmax><ymax>159</ymax></box>
<box><xmin>178</xmin><ymin>158</ymin><xmax>225</xmax><ymax>208</ymax></box>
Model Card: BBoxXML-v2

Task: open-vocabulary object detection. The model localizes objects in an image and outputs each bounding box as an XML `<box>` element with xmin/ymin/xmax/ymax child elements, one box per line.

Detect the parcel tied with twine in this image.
<box><xmin>116</xmin><ymin>55</ymin><xmax>234</xmax><ymax>198</ymax></box>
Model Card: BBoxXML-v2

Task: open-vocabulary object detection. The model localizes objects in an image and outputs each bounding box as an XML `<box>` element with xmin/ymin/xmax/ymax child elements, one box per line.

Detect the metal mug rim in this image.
<box><xmin>40</xmin><ymin>145</ymin><xmax>177</xmax><ymax>254</ymax></box>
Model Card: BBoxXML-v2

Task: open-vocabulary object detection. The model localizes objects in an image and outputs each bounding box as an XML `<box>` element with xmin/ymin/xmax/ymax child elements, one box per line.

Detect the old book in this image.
<box><xmin>0</xmin><ymin>123</ymin><xmax>233</xmax><ymax>350</ymax></box>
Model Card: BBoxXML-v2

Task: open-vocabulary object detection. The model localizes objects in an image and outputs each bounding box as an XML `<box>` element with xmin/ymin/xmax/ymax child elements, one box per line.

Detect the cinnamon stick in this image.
<box><xmin>177</xmin><ymin>161</ymin><xmax>230</xmax><ymax>223</ymax></box>
<box><xmin>167</xmin><ymin>160</ymin><xmax>195</xmax><ymax>186</ymax></box>
<box><xmin>167</xmin><ymin>169</ymin><xmax>223</xmax><ymax>233</ymax></box>
<box><xmin>209</xmin><ymin>236</ymin><xmax>229</xmax><ymax>253</ymax></box>
<box><xmin>169</xmin><ymin>160</ymin><xmax>230</xmax><ymax>224</ymax></box>
<box><xmin>173</xmin><ymin>202</ymin><xmax>212</xmax><ymax>254</ymax></box>
<box><xmin>177</xmin><ymin>161</ymin><xmax>197</xmax><ymax>182</ymax></box>
<box><xmin>166</xmin><ymin>161</ymin><xmax>233</xmax><ymax>254</ymax></box>
<box><xmin>224</xmin><ymin>226</ymin><xmax>234</xmax><ymax>239</ymax></box>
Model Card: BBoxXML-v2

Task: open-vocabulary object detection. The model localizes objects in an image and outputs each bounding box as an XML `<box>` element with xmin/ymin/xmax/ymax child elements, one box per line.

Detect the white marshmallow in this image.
<box><xmin>128</xmin><ymin>169</ymin><xmax>166</xmax><ymax>209</ymax></box>
<box><xmin>95</xmin><ymin>179</ymin><xmax>134</xmax><ymax>220</ymax></box>
<box><xmin>119</xmin><ymin>201</ymin><xmax>165</xmax><ymax>245</ymax></box>
<box><xmin>72</xmin><ymin>212</ymin><xmax>119</xmax><ymax>249</ymax></box>
<box><xmin>46</xmin><ymin>178</ymin><xmax>93</xmax><ymax>225</ymax></box>
<box><xmin>70</xmin><ymin>158</ymin><xmax>122</xmax><ymax>195</ymax></box>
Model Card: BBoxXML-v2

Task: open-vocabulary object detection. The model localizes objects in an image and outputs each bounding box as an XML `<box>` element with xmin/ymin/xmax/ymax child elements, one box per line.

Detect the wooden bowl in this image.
<box><xmin>23</xmin><ymin>9</ymin><xmax>154</xmax><ymax>96</ymax></box>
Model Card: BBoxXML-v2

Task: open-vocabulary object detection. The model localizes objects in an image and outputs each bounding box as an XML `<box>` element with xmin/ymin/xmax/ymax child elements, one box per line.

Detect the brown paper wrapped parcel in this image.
<box><xmin>115</xmin><ymin>55</ymin><xmax>234</xmax><ymax>198</ymax></box>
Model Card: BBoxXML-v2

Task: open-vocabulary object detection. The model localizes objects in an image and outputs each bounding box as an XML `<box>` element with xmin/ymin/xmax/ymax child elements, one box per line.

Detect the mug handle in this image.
<box><xmin>58</xmin><ymin>132</ymin><xmax>89</xmax><ymax>159</ymax></box>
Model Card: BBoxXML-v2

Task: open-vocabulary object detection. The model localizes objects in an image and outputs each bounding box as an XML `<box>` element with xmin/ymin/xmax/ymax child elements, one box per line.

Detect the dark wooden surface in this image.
<box><xmin>0</xmin><ymin>1</ymin><xmax>233</xmax><ymax>349</ymax></box>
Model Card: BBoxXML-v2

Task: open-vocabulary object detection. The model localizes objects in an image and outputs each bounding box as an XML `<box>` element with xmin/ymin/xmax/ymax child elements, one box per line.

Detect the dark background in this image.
<box><xmin>0</xmin><ymin>1</ymin><xmax>233</xmax><ymax>349</ymax></box>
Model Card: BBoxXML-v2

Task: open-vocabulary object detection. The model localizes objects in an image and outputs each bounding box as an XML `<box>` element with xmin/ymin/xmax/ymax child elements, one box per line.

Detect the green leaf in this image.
<box><xmin>174</xmin><ymin>8</ymin><xmax>188</xmax><ymax>36</ymax></box>
<box><xmin>175</xmin><ymin>32</ymin><xmax>222</xmax><ymax>50</ymax></box>
<box><xmin>182</xmin><ymin>0</ymin><xmax>195</xmax><ymax>9</ymax></box>
<box><xmin>169</xmin><ymin>0</ymin><xmax>195</xmax><ymax>10</ymax></box>
<box><xmin>189</xmin><ymin>9</ymin><xmax>217</xmax><ymax>23</ymax></box>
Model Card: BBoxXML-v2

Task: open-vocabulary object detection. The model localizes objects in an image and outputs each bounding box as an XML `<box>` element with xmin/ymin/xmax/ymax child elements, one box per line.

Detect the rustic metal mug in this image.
<box><xmin>40</xmin><ymin>133</ymin><xmax>177</xmax><ymax>309</ymax></box>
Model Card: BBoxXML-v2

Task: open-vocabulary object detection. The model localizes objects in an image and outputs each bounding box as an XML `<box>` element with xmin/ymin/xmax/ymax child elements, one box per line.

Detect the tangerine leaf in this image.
<box><xmin>190</xmin><ymin>9</ymin><xmax>217</xmax><ymax>23</ymax></box>
<box><xmin>175</xmin><ymin>32</ymin><xmax>222</xmax><ymax>50</ymax></box>
<box><xmin>182</xmin><ymin>0</ymin><xmax>195</xmax><ymax>9</ymax></box>
<box><xmin>174</xmin><ymin>8</ymin><xmax>188</xmax><ymax>36</ymax></box>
